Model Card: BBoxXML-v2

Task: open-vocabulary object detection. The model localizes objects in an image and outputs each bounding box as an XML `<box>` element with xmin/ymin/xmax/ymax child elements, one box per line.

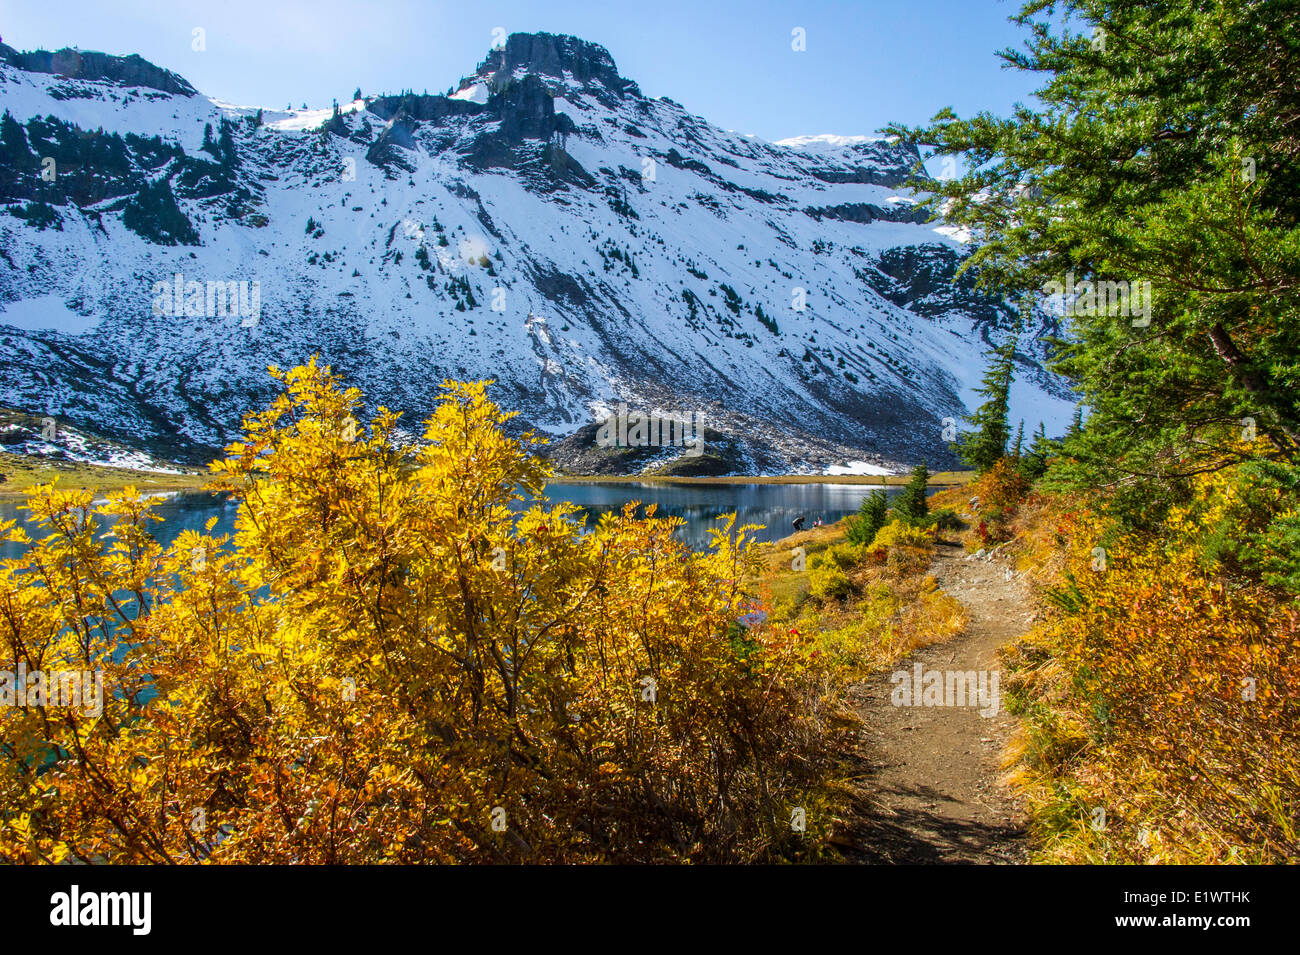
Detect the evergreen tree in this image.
<box><xmin>201</xmin><ymin>122</ymin><xmax>217</xmax><ymax>158</ymax></box>
<box><xmin>956</xmin><ymin>319</ymin><xmax>1018</xmax><ymax>472</ymax></box>
<box><xmin>1010</xmin><ymin>419</ymin><xmax>1025</xmax><ymax>460</ymax></box>
<box><xmin>889</xmin><ymin>0</ymin><xmax>1300</xmax><ymax>525</ymax></box>
<box><xmin>122</xmin><ymin>177</ymin><xmax>199</xmax><ymax>246</ymax></box>
<box><xmin>892</xmin><ymin>462</ymin><xmax>930</xmax><ymax>524</ymax></box>
<box><xmin>1019</xmin><ymin>422</ymin><xmax>1050</xmax><ymax>482</ymax></box>
<box><xmin>846</xmin><ymin>489</ymin><xmax>890</xmax><ymax>545</ymax></box>
<box><xmin>217</xmin><ymin>118</ymin><xmax>237</xmax><ymax>167</ymax></box>
<box><xmin>0</xmin><ymin>110</ymin><xmax>33</xmax><ymax>168</ymax></box>
<box><xmin>1067</xmin><ymin>406</ymin><xmax>1084</xmax><ymax>440</ymax></box>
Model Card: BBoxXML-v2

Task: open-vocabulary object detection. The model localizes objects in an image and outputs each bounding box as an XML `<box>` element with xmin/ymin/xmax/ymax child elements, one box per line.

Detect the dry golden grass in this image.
<box><xmin>0</xmin><ymin>452</ymin><xmax>208</xmax><ymax>497</ymax></box>
<box><xmin>752</xmin><ymin>521</ymin><xmax>844</xmax><ymax>596</ymax></box>
<box><xmin>751</xmin><ymin>518</ymin><xmax>967</xmax><ymax>676</ymax></box>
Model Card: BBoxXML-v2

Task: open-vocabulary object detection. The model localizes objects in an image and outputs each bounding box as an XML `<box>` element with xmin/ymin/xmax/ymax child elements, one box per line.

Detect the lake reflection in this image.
<box><xmin>546</xmin><ymin>482</ymin><xmax>905</xmax><ymax>550</ymax></box>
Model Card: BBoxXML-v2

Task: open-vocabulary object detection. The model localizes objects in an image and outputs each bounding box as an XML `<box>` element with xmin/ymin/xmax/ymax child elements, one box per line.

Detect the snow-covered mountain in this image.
<box><xmin>0</xmin><ymin>32</ymin><xmax>1074</xmax><ymax>474</ymax></box>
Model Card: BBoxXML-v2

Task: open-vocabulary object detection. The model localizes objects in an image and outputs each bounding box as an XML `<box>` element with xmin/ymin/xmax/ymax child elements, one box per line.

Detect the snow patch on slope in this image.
<box><xmin>776</xmin><ymin>133</ymin><xmax>892</xmax><ymax>152</ymax></box>
<box><xmin>823</xmin><ymin>461</ymin><xmax>895</xmax><ymax>476</ymax></box>
<box><xmin>0</xmin><ymin>295</ymin><xmax>100</xmax><ymax>335</ymax></box>
<box><xmin>450</xmin><ymin>83</ymin><xmax>490</xmax><ymax>104</ymax></box>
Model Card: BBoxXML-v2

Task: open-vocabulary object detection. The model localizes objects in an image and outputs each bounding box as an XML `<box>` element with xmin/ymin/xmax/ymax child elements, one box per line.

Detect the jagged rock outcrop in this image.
<box><xmin>473</xmin><ymin>32</ymin><xmax>641</xmax><ymax>104</ymax></box>
<box><xmin>0</xmin><ymin>43</ymin><xmax>196</xmax><ymax>95</ymax></box>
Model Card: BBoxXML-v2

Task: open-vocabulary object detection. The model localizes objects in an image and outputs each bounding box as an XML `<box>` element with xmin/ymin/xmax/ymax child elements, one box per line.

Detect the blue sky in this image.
<box><xmin>0</xmin><ymin>0</ymin><xmax>1042</xmax><ymax>142</ymax></box>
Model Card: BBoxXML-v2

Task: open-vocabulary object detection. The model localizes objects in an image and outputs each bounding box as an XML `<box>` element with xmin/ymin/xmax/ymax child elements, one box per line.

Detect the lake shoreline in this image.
<box><xmin>0</xmin><ymin>454</ymin><xmax>974</xmax><ymax>498</ymax></box>
<box><xmin>549</xmin><ymin>471</ymin><xmax>974</xmax><ymax>487</ymax></box>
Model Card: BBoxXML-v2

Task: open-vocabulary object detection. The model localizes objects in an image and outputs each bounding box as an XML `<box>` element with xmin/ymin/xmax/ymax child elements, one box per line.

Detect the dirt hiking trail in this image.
<box><xmin>836</xmin><ymin>541</ymin><xmax>1033</xmax><ymax>864</ymax></box>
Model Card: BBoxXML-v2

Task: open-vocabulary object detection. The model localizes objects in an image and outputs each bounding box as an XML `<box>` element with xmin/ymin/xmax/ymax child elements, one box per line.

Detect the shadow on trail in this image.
<box><xmin>834</xmin><ymin>773</ymin><xmax>1027</xmax><ymax>864</ymax></box>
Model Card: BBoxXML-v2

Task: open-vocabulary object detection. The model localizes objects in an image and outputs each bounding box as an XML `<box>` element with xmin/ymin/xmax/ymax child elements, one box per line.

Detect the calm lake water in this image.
<box><xmin>0</xmin><ymin>482</ymin><xmax>923</xmax><ymax>558</ymax></box>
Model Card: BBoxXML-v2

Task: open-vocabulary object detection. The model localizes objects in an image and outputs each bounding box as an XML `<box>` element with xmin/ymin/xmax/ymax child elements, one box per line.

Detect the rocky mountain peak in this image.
<box><xmin>470</xmin><ymin>32</ymin><xmax>639</xmax><ymax>100</ymax></box>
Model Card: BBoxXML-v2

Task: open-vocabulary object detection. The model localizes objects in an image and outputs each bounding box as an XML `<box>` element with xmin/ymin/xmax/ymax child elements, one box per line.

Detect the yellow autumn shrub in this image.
<box><xmin>808</xmin><ymin>558</ymin><xmax>854</xmax><ymax>601</ymax></box>
<box><xmin>870</xmin><ymin>519</ymin><xmax>932</xmax><ymax>551</ymax></box>
<box><xmin>1002</xmin><ymin>470</ymin><xmax>1300</xmax><ymax>863</ymax></box>
<box><xmin>0</xmin><ymin>360</ymin><xmax>844</xmax><ymax>864</ymax></box>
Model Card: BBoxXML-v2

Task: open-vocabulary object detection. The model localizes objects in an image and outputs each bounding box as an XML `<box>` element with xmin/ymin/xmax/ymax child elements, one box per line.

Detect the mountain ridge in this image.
<box><xmin>0</xmin><ymin>31</ymin><xmax>1075</xmax><ymax>474</ymax></box>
